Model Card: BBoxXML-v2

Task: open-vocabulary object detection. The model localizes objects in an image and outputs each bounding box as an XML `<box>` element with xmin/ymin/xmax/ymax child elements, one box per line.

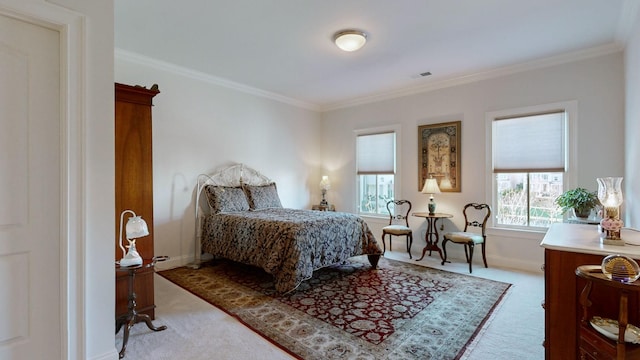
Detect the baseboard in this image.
<box><xmin>90</xmin><ymin>348</ymin><xmax>118</xmax><ymax>360</ymax></box>
<box><xmin>153</xmin><ymin>254</ymin><xmax>191</xmax><ymax>271</ymax></box>
<box><xmin>486</xmin><ymin>255</ymin><xmax>543</xmax><ymax>274</ymax></box>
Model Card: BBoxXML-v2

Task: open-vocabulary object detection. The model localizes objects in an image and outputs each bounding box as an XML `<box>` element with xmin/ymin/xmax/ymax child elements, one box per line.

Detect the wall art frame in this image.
<box><xmin>418</xmin><ymin>121</ymin><xmax>461</xmax><ymax>192</ymax></box>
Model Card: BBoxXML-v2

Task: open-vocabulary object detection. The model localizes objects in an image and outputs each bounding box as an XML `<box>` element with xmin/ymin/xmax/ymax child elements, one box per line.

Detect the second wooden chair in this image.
<box><xmin>441</xmin><ymin>203</ymin><xmax>491</xmax><ymax>273</ymax></box>
<box><xmin>382</xmin><ymin>200</ymin><xmax>413</xmax><ymax>259</ymax></box>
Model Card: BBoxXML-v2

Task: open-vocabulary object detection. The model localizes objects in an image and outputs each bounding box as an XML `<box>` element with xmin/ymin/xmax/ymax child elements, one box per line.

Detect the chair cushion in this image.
<box><xmin>382</xmin><ymin>225</ymin><xmax>412</xmax><ymax>235</ymax></box>
<box><xmin>444</xmin><ymin>231</ymin><xmax>484</xmax><ymax>244</ymax></box>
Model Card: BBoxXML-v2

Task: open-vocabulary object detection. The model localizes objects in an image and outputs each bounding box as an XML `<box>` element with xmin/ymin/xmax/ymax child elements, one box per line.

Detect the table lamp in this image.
<box><xmin>597</xmin><ymin>177</ymin><xmax>624</xmax><ymax>245</ymax></box>
<box><xmin>421</xmin><ymin>178</ymin><xmax>441</xmax><ymax>215</ymax></box>
<box><xmin>118</xmin><ymin>209</ymin><xmax>149</xmax><ymax>266</ymax></box>
<box><xmin>319</xmin><ymin>175</ymin><xmax>331</xmax><ymax>206</ymax></box>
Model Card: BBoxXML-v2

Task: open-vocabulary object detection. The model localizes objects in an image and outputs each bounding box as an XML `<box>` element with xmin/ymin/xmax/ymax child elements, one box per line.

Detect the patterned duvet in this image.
<box><xmin>200</xmin><ymin>208</ymin><xmax>382</xmax><ymax>292</ymax></box>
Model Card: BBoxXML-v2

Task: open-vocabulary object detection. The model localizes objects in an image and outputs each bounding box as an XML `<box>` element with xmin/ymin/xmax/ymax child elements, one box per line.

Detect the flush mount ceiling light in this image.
<box><xmin>333</xmin><ymin>30</ymin><xmax>367</xmax><ymax>52</ymax></box>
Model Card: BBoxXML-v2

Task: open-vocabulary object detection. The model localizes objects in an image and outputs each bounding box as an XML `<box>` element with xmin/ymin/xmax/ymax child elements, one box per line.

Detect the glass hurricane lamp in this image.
<box><xmin>597</xmin><ymin>177</ymin><xmax>624</xmax><ymax>245</ymax></box>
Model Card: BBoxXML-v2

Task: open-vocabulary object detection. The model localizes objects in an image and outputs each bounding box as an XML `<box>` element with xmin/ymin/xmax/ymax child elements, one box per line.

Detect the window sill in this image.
<box><xmin>359</xmin><ymin>215</ymin><xmax>389</xmax><ymax>225</ymax></box>
<box><xmin>487</xmin><ymin>226</ymin><xmax>548</xmax><ymax>240</ymax></box>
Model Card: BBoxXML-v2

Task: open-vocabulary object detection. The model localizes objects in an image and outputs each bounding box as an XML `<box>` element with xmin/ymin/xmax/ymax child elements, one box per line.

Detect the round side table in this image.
<box><xmin>411</xmin><ymin>212</ymin><xmax>453</xmax><ymax>261</ymax></box>
<box><xmin>116</xmin><ymin>256</ymin><xmax>169</xmax><ymax>358</ymax></box>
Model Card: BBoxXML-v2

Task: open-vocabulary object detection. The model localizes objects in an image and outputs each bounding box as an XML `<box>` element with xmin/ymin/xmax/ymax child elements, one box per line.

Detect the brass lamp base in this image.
<box><xmin>602</xmin><ymin>238</ymin><xmax>625</xmax><ymax>246</ymax></box>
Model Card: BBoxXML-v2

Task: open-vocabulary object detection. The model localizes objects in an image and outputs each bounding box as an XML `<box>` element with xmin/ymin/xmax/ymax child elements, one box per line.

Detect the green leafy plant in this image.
<box><xmin>554</xmin><ymin>188</ymin><xmax>599</xmax><ymax>217</ymax></box>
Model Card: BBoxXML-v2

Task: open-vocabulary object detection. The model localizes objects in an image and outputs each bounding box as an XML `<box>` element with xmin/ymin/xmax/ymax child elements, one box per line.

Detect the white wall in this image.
<box><xmin>625</xmin><ymin>12</ymin><xmax>640</xmax><ymax>228</ymax></box>
<box><xmin>115</xmin><ymin>56</ymin><xmax>322</xmax><ymax>268</ymax></box>
<box><xmin>321</xmin><ymin>53</ymin><xmax>625</xmax><ymax>273</ymax></box>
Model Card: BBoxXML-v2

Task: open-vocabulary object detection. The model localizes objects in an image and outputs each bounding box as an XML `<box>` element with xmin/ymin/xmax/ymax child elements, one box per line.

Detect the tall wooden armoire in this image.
<box><xmin>115</xmin><ymin>83</ymin><xmax>160</xmax><ymax>319</ymax></box>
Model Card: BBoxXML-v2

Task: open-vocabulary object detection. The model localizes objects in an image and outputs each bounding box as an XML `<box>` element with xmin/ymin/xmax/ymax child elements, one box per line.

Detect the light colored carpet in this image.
<box><xmin>115</xmin><ymin>251</ymin><xmax>544</xmax><ymax>359</ymax></box>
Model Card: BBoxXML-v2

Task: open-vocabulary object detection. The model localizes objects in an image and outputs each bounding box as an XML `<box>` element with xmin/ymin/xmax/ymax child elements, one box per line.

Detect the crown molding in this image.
<box><xmin>114</xmin><ymin>48</ymin><xmax>321</xmax><ymax>112</ymax></box>
<box><xmin>117</xmin><ymin>42</ymin><xmax>623</xmax><ymax>115</ymax></box>
<box><xmin>321</xmin><ymin>42</ymin><xmax>624</xmax><ymax>112</ymax></box>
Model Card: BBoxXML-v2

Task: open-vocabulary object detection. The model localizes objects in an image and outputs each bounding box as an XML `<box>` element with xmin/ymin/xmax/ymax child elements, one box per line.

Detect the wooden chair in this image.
<box><xmin>441</xmin><ymin>203</ymin><xmax>491</xmax><ymax>273</ymax></box>
<box><xmin>382</xmin><ymin>200</ymin><xmax>413</xmax><ymax>258</ymax></box>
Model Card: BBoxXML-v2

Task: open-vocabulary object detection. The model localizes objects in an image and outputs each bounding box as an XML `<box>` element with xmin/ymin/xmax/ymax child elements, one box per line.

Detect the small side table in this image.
<box><xmin>412</xmin><ymin>212</ymin><xmax>453</xmax><ymax>262</ymax></box>
<box><xmin>312</xmin><ymin>204</ymin><xmax>335</xmax><ymax>211</ymax></box>
<box><xmin>116</xmin><ymin>256</ymin><xmax>169</xmax><ymax>359</ymax></box>
<box><xmin>575</xmin><ymin>265</ymin><xmax>640</xmax><ymax>359</ymax></box>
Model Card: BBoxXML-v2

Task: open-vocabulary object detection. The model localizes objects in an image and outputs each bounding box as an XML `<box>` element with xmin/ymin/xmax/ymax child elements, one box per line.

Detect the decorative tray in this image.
<box><xmin>590</xmin><ymin>316</ymin><xmax>640</xmax><ymax>344</ymax></box>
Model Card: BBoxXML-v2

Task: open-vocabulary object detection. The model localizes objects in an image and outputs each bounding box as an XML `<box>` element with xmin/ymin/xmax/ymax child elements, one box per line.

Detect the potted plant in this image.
<box><xmin>555</xmin><ymin>187</ymin><xmax>599</xmax><ymax>218</ymax></box>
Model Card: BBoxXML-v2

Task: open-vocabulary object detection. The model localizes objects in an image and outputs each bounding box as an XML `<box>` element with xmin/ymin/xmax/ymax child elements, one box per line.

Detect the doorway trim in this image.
<box><xmin>0</xmin><ymin>2</ymin><xmax>86</xmax><ymax>359</ymax></box>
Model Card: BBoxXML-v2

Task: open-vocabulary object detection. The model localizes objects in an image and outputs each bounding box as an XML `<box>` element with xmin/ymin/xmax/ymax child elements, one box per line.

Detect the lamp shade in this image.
<box><xmin>126</xmin><ymin>215</ymin><xmax>149</xmax><ymax>239</ymax></box>
<box><xmin>334</xmin><ymin>30</ymin><xmax>367</xmax><ymax>52</ymax></box>
<box><xmin>320</xmin><ymin>175</ymin><xmax>331</xmax><ymax>190</ymax></box>
<box><xmin>421</xmin><ymin>178</ymin><xmax>441</xmax><ymax>194</ymax></box>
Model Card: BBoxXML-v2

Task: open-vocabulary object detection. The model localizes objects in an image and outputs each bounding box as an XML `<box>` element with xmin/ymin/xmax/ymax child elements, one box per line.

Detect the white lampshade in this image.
<box><xmin>421</xmin><ymin>178</ymin><xmax>441</xmax><ymax>194</ymax></box>
<box><xmin>126</xmin><ymin>215</ymin><xmax>149</xmax><ymax>239</ymax></box>
<box><xmin>334</xmin><ymin>30</ymin><xmax>367</xmax><ymax>52</ymax></box>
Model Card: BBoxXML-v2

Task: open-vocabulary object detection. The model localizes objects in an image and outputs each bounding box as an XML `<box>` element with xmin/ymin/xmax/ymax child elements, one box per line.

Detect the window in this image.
<box><xmin>488</xmin><ymin>102</ymin><xmax>576</xmax><ymax>229</ymax></box>
<box><xmin>356</xmin><ymin>130</ymin><xmax>397</xmax><ymax>216</ymax></box>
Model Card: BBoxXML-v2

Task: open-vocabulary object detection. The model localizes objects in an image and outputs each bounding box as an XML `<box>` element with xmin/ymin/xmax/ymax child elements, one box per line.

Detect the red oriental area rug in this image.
<box><xmin>158</xmin><ymin>257</ymin><xmax>510</xmax><ymax>360</ymax></box>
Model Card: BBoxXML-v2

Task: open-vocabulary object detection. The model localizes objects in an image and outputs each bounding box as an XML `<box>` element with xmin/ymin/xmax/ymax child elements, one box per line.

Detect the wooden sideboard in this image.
<box><xmin>115</xmin><ymin>83</ymin><xmax>160</xmax><ymax>319</ymax></box>
<box><xmin>541</xmin><ymin>224</ymin><xmax>640</xmax><ymax>359</ymax></box>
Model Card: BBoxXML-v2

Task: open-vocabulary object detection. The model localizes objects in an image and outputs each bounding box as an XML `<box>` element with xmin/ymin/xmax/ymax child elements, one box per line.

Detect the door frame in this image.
<box><xmin>0</xmin><ymin>3</ymin><xmax>85</xmax><ymax>359</ymax></box>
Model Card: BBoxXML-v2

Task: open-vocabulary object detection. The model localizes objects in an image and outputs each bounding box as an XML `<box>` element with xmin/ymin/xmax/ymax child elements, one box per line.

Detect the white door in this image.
<box><xmin>0</xmin><ymin>13</ymin><xmax>62</xmax><ymax>359</ymax></box>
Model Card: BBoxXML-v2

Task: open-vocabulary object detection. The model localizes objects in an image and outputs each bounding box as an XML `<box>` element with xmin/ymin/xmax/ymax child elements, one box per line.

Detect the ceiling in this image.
<box><xmin>115</xmin><ymin>0</ymin><xmax>637</xmax><ymax>111</ymax></box>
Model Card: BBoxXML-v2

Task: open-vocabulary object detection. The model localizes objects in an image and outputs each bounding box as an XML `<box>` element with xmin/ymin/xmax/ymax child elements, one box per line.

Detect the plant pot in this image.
<box><xmin>572</xmin><ymin>208</ymin><xmax>591</xmax><ymax>219</ymax></box>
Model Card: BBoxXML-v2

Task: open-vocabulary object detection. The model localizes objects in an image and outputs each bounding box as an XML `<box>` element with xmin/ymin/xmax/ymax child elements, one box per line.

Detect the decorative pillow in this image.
<box><xmin>243</xmin><ymin>183</ymin><xmax>283</xmax><ymax>210</ymax></box>
<box><xmin>204</xmin><ymin>185</ymin><xmax>250</xmax><ymax>213</ymax></box>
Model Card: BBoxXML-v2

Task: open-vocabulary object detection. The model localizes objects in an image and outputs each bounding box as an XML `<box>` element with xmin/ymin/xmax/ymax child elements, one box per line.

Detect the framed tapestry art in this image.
<box><xmin>418</xmin><ymin>121</ymin><xmax>461</xmax><ymax>192</ymax></box>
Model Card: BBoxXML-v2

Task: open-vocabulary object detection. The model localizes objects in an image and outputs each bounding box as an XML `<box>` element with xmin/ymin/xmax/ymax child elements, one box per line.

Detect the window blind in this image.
<box><xmin>493</xmin><ymin>111</ymin><xmax>565</xmax><ymax>173</ymax></box>
<box><xmin>357</xmin><ymin>132</ymin><xmax>395</xmax><ymax>175</ymax></box>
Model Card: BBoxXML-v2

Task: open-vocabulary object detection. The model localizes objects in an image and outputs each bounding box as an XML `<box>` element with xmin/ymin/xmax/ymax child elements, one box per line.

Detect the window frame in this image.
<box><xmin>485</xmin><ymin>101</ymin><xmax>577</xmax><ymax>232</ymax></box>
<box><xmin>354</xmin><ymin>125</ymin><xmax>402</xmax><ymax>218</ymax></box>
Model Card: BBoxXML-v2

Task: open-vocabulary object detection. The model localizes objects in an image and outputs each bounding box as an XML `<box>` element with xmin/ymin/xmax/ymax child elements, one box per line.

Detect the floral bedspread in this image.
<box><xmin>200</xmin><ymin>208</ymin><xmax>382</xmax><ymax>292</ymax></box>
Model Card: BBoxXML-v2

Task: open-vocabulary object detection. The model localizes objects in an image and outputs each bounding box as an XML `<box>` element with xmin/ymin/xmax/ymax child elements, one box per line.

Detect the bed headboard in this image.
<box><xmin>190</xmin><ymin>163</ymin><xmax>273</xmax><ymax>268</ymax></box>
<box><xmin>197</xmin><ymin>163</ymin><xmax>273</xmax><ymax>189</ymax></box>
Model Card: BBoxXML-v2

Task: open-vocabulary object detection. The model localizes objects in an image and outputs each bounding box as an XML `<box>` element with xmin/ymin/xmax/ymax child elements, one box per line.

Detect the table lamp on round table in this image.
<box><xmin>421</xmin><ymin>178</ymin><xmax>441</xmax><ymax>215</ymax></box>
<box><xmin>118</xmin><ymin>209</ymin><xmax>149</xmax><ymax>267</ymax></box>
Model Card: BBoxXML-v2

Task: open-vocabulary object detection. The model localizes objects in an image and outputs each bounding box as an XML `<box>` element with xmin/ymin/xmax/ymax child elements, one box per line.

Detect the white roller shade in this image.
<box><xmin>493</xmin><ymin>111</ymin><xmax>565</xmax><ymax>173</ymax></box>
<box><xmin>357</xmin><ymin>132</ymin><xmax>395</xmax><ymax>175</ymax></box>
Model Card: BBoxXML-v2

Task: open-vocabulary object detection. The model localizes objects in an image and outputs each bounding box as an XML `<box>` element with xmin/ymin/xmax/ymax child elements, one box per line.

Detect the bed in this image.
<box><xmin>193</xmin><ymin>164</ymin><xmax>382</xmax><ymax>293</ymax></box>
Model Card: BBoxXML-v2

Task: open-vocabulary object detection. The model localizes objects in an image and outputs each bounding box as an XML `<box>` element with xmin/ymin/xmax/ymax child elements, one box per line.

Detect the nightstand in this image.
<box><xmin>312</xmin><ymin>204</ymin><xmax>335</xmax><ymax>211</ymax></box>
<box><xmin>116</xmin><ymin>256</ymin><xmax>169</xmax><ymax>358</ymax></box>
